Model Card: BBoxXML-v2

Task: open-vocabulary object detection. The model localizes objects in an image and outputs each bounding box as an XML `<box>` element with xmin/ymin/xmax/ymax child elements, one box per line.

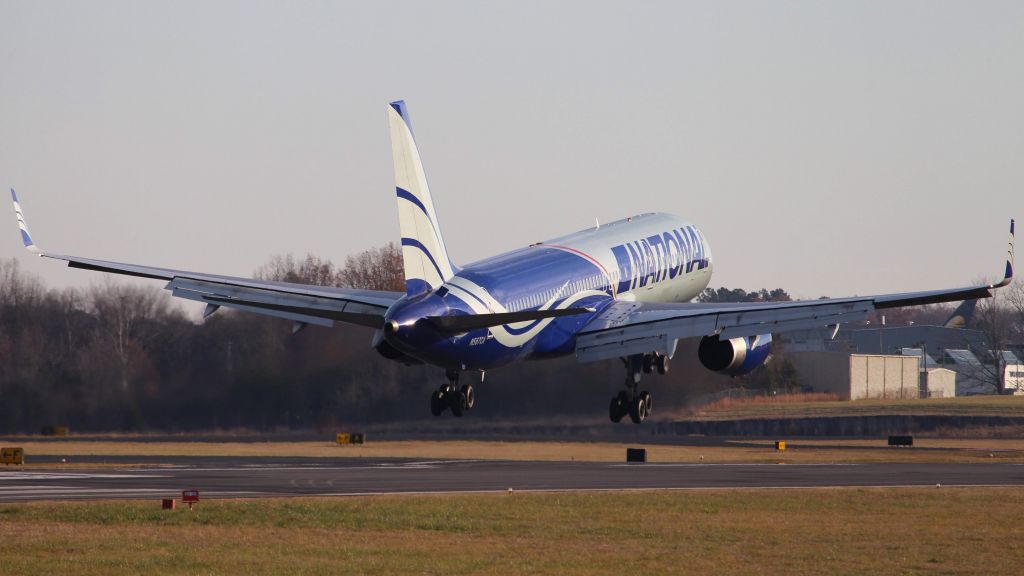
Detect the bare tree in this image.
<box><xmin>0</xmin><ymin>258</ymin><xmax>45</xmax><ymax>307</ymax></box>
<box><xmin>254</xmin><ymin>245</ymin><xmax>405</xmax><ymax>291</ymax></box>
<box><xmin>87</xmin><ymin>280</ymin><xmax>179</xmax><ymax>391</ymax></box>
<box><xmin>969</xmin><ymin>289</ymin><xmax>1014</xmax><ymax>394</ymax></box>
<box><xmin>255</xmin><ymin>253</ymin><xmax>340</xmax><ymax>286</ymax></box>
<box><xmin>1006</xmin><ymin>282</ymin><xmax>1024</xmax><ymax>344</ymax></box>
<box><xmin>337</xmin><ymin>242</ymin><xmax>405</xmax><ymax>292</ymax></box>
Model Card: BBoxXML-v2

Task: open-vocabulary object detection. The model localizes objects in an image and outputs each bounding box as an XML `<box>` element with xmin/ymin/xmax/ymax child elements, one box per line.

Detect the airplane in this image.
<box><xmin>11</xmin><ymin>100</ymin><xmax>1016</xmax><ymax>424</ymax></box>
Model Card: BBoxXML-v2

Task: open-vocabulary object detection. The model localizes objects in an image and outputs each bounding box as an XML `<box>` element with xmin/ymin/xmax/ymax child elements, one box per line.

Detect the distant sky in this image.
<box><xmin>1</xmin><ymin>1</ymin><xmax>1021</xmax><ymax>300</ymax></box>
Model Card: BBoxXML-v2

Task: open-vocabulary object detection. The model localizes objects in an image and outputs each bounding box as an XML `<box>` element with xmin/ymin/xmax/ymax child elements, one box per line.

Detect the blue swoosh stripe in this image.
<box><xmin>401</xmin><ymin>237</ymin><xmax>445</xmax><ymax>281</ymax></box>
<box><xmin>396</xmin><ymin>187</ymin><xmax>432</xmax><ymax>222</ymax></box>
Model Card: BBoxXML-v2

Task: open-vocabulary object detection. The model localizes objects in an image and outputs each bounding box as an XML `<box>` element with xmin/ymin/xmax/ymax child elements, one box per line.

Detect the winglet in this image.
<box><xmin>11</xmin><ymin>189</ymin><xmax>42</xmax><ymax>255</ymax></box>
<box><xmin>992</xmin><ymin>218</ymin><xmax>1014</xmax><ymax>288</ymax></box>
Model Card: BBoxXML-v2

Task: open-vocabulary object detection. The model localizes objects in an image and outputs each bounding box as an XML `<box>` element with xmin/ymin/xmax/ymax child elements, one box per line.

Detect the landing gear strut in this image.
<box><xmin>609</xmin><ymin>353</ymin><xmax>665</xmax><ymax>424</ymax></box>
<box><xmin>430</xmin><ymin>369</ymin><xmax>476</xmax><ymax>417</ymax></box>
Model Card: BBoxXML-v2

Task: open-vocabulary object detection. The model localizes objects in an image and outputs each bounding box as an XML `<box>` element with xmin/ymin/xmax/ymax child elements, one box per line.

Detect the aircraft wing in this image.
<box><xmin>12</xmin><ymin>189</ymin><xmax>401</xmax><ymax>329</ymax></box>
<box><xmin>575</xmin><ymin>220</ymin><xmax>1015</xmax><ymax>363</ymax></box>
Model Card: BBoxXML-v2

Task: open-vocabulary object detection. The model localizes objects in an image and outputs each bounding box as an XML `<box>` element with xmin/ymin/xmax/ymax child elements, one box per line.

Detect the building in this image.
<box><xmin>789</xmin><ymin>352</ymin><xmax>920</xmax><ymax>400</ymax></box>
<box><xmin>998</xmin><ymin>351</ymin><xmax>1024</xmax><ymax>395</ymax></box>
<box><xmin>940</xmin><ymin>349</ymin><xmax>993</xmax><ymax>396</ymax></box>
<box><xmin>900</xmin><ymin>348</ymin><xmax>957</xmax><ymax>398</ymax></box>
<box><xmin>923</xmin><ymin>368</ymin><xmax>957</xmax><ymax>398</ymax></box>
<box><xmin>839</xmin><ymin>325</ymin><xmax>985</xmax><ymax>357</ymax></box>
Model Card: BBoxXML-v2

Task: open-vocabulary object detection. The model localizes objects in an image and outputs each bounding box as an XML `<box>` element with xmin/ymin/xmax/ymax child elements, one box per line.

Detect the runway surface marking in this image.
<box><xmin>0</xmin><ymin>472</ymin><xmax>168</xmax><ymax>480</ymax></box>
<box><xmin>2</xmin><ymin>460</ymin><xmax>1023</xmax><ymax>502</ymax></box>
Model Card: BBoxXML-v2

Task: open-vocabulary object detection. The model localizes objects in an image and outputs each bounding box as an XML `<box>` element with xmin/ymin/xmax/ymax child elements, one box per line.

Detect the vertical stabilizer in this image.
<box><xmin>942</xmin><ymin>299</ymin><xmax>977</xmax><ymax>329</ymax></box>
<box><xmin>388</xmin><ymin>101</ymin><xmax>455</xmax><ymax>296</ymax></box>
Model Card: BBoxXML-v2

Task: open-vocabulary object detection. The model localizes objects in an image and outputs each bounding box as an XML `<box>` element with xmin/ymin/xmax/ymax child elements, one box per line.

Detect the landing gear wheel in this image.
<box><xmin>450</xmin><ymin>391</ymin><xmax>468</xmax><ymax>417</ymax></box>
<box><xmin>640</xmin><ymin>390</ymin><xmax>652</xmax><ymax>418</ymax></box>
<box><xmin>430</xmin><ymin>389</ymin><xmax>447</xmax><ymax>416</ymax></box>
<box><xmin>609</xmin><ymin>392</ymin><xmax>628</xmax><ymax>423</ymax></box>
<box><xmin>628</xmin><ymin>396</ymin><xmax>647</xmax><ymax>424</ymax></box>
<box><xmin>655</xmin><ymin>354</ymin><xmax>669</xmax><ymax>375</ymax></box>
<box><xmin>460</xmin><ymin>385</ymin><xmax>475</xmax><ymax>410</ymax></box>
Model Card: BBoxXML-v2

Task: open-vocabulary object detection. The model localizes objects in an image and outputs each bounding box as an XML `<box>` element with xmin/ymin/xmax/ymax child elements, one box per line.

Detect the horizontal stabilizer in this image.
<box><xmin>425</xmin><ymin>308</ymin><xmax>593</xmax><ymax>334</ymax></box>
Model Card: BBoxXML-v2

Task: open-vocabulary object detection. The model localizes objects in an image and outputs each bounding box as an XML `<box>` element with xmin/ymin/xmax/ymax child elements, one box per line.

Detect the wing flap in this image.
<box><xmin>169</xmin><ymin>278</ymin><xmax>387</xmax><ymax>328</ymax></box>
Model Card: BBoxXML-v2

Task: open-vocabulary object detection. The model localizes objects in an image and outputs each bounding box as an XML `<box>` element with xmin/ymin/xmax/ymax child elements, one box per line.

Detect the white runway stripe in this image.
<box><xmin>0</xmin><ymin>472</ymin><xmax>166</xmax><ymax>480</ymax></box>
<box><xmin>0</xmin><ymin>487</ymin><xmax>166</xmax><ymax>494</ymax></box>
<box><xmin>0</xmin><ymin>486</ymin><xmax>262</xmax><ymax>501</ymax></box>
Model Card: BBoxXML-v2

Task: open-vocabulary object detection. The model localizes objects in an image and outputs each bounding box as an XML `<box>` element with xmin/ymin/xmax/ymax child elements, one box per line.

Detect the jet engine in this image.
<box><xmin>697</xmin><ymin>333</ymin><xmax>772</xmax><ymax>376</ymax></box>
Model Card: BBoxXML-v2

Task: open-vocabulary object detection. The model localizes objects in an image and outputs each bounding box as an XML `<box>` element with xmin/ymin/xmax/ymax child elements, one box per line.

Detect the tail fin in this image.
<box><xmin>388</xmin><ymin>100</ymin><xmax>455</xmax><ymax>296</ymax></box>
<box><xmin>942</xmin><ymin>299</ymin><xmax>977</xmax><ymax>329</ymax></box>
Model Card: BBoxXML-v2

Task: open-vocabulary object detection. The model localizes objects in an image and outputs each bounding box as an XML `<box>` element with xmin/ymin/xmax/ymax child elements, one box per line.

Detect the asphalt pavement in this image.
<box><xmin>1</xmin><ymin>456</ymin><xmax>1022</xmax><ymax>502</ymax></box>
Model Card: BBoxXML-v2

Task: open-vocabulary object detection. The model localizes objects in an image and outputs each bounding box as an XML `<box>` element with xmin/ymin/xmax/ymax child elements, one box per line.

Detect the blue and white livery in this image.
<box><xmin>10</xmin><ymin>101</ymin><xmax>1015</xmax><ymax>423</ymax></box>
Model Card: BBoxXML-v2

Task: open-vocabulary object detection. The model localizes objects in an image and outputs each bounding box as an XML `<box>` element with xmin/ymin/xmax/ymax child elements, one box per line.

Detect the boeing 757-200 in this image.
<box><xmin>11</xmin><ymin>101</ymin><xmax>1015</xmax><ymax>423</ymax></box>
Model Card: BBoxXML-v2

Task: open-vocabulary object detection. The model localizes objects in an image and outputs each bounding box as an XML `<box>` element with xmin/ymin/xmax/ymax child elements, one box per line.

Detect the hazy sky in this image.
<box><xmin>2</xmin><ymin>1</ymin><xmax>1021</xmax><ymax>300</ymax></box>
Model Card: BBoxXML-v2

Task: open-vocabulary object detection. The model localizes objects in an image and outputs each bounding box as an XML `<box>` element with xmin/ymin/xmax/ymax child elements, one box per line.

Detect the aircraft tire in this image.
<box><xmin>656</xmin><ymin>354</ymin><xmax>669</xmax><ymax>375</ymax></box>
<box><xmin>640</xmin><ymin>391</ymin><xmax>652</xmax><ymax>417</ymax></box>
<box><xmin>629</xmin><ymin>397</ymin><xmax>646</xmax><ymax>424</ymax></box>
<box><xmin>609</xmin><ymin>396</ymin><xmax>626</xmax><ymax>423</ymax></box>
<box><xmin>430</xmin><ymin>390</ymin><xmax>447</xmax><ymax>416</ymax></box>
<box><xmin>460</xmin><ymin>385</ymin><xmax>475</xmax><ymax>410</ymax></box>
<box><xmin>450</xmin><ymin>392</ymin><xmax>467</xmax><ymax>417</ymax></box>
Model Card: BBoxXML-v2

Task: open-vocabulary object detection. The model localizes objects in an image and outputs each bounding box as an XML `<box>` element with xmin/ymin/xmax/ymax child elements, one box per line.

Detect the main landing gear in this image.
<box><xmin>609</xmin><ymin>352</ymin><xmax>669</xmax><ymax>424</ymax></box>
<box><xmin>430</xmin><ymin>369</ymin><xmax>476</xmax><ymax>417</ymax></box>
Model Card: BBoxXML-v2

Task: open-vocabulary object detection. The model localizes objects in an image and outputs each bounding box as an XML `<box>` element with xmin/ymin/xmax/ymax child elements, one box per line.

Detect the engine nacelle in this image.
<box><xmin>697</xmin><ymin>334</ymin><xmax>772</xmax><ymax>376</ymax></box>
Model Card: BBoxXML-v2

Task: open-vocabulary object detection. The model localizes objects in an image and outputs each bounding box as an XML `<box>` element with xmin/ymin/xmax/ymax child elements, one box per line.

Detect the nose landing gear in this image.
<box><xmin>430</xmin><ymin>369</ymin><xmax>477</xmax><ymax>417</ymax></box>
<box><xmin>609</xmin><ymin>353</ymin><xmax>664</xmax><ymax>424</ymax></box>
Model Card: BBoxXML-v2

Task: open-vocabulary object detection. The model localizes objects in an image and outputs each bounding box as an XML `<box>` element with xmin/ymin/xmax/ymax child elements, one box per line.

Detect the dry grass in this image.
<box><xmin>6</xmin><ymin>438</ymin><xmax>1024</xmax><ymax>464</ymax></box>
<box><xmin>700</xmin><ymin>392</ymin><xmax>841</xmax><ymax>412</ymax></box>
<box><xmin>0</xmin><ymin>488</ymin><xmax>1021</xmax><ymax>575</ymax></box>
<box><xmin>689</xmin><ymin>394</ymin><xmax>1024</xmax><ymax>420</ymax></box>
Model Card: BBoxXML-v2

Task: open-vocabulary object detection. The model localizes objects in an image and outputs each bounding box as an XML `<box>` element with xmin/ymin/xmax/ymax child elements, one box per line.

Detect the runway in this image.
<box><xmin>2</xmin><ymin>457</ymin><xmax>1023</xmax><ymax>502</ymax></box>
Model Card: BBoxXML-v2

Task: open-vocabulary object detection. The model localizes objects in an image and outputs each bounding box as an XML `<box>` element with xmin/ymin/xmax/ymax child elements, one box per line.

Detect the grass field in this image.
<box><xmin>6</xmin><ymin>437</ymin><xmax>1024</xmax><ymax>465</ymax></box>
<box><xmin>1</xmin><ymin>488</ymin><xmax>1021</xmax><ymax>575</ymax></box>
<box><xmin>687</xmin><ymin>394</ymin><xmax>1024</xmax><ymax>420</ymax></box>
